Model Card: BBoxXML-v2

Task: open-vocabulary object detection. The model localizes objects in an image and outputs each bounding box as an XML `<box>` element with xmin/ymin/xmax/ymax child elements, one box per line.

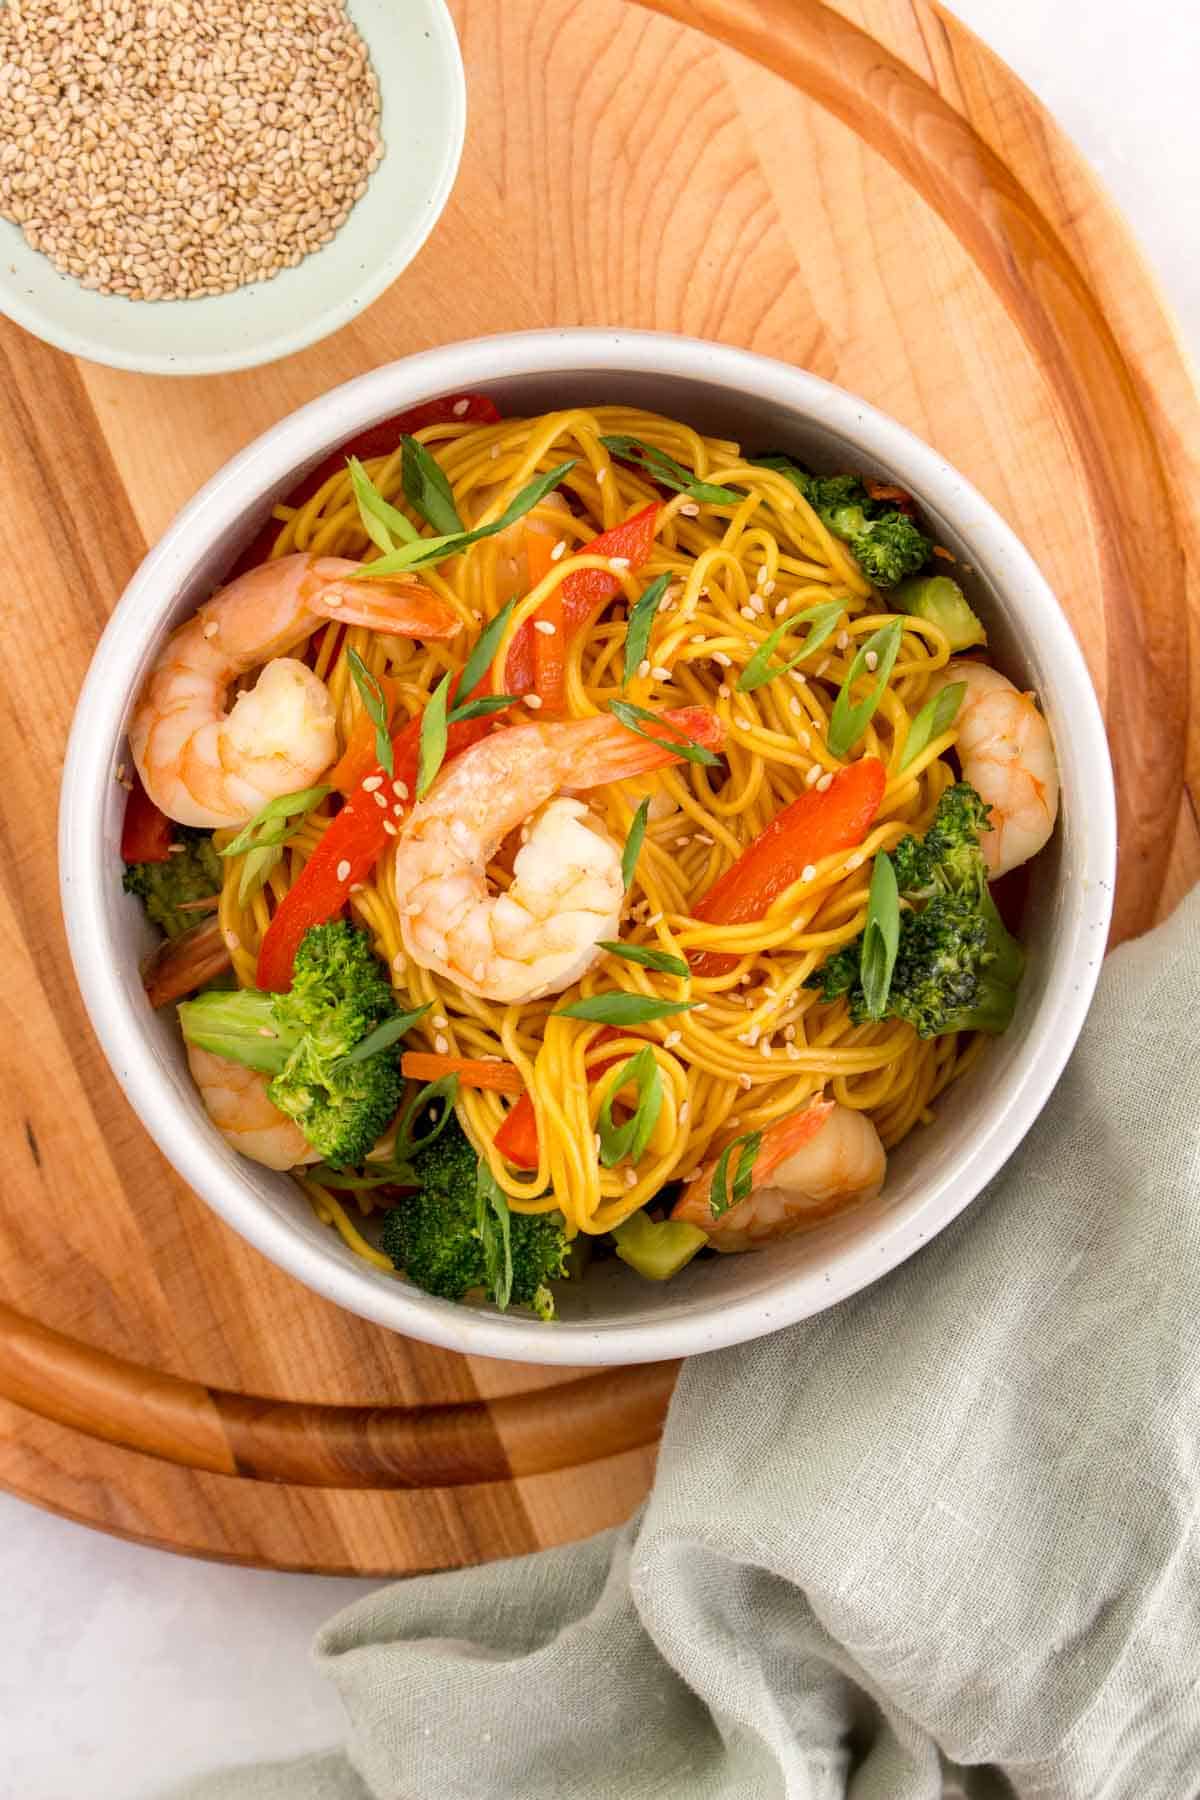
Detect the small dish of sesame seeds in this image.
<box><xmin>0</xmin><ymin>0</ymin><xmax>465</xmax><ymax>374</ymax></box>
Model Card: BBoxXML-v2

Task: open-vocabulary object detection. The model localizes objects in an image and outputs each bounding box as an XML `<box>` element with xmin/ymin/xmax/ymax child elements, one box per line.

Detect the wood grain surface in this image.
<box><xmin>1</xmin><ymin>0</ymin><xmax>1196</xmax><ymax>1576</ymax></box>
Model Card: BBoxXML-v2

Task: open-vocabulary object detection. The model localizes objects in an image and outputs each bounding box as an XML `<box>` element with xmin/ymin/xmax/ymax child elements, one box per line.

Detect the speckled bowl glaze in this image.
<box><xmin>0</xmin><ymin>0</ymin><xmax>465</xmax><ymax>375</ymax></box>
<box><xmin>59</xmin><ymin>330</ymin><xmax>1116</xmax><ymax>1364</ymax></box>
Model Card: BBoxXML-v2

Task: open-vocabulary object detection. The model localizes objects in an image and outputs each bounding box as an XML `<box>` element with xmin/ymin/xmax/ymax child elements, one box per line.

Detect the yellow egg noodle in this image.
<box><xmin>213</xmin><ymin>406</ymin><xmax>984</xmax><ymax>1261</ymax></box>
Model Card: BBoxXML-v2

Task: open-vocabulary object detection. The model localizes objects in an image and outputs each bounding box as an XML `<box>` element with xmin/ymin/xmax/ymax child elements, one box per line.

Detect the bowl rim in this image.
<box><xmin>0</xmin><ymin>0</ymin><xmax>467</xmax><ymax>376</ymax></box>
<box><xmin>58</xmin><ymin>327</ymin><xmax>1118</xmax><ymax>1364</ymax></box>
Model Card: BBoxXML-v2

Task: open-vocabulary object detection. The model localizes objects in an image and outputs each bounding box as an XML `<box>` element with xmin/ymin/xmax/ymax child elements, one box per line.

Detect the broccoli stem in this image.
<box><xmin>178</xmin><ymin>989</ymin><xmax>299</xmax><ymax>1074</ymax></box>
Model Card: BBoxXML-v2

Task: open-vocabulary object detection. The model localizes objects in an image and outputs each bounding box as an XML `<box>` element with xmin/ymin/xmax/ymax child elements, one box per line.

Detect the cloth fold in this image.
<box><xmin>170</xmin><ymin>891</ymin><xmax>1200</xmax><ymax>1800</ymax></box>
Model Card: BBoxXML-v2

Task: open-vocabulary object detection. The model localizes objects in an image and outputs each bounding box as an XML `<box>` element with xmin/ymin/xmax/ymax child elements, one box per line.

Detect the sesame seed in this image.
<box><xmin>224</xmin><ymin>930</ymin><xmax>240</xmax><ymax>951</ymax></box>
<box><xmin>257</xmin><ymin>1026</ymin><xmax>277</xmax><ymax>1038</ymax></box>
<box><xmin>167</xmin><ymin>844</ymin><xmax>186</xmax><ymax>856</ymax></box>
<box><xmin>755</xmin><ymin>566</ymin><xmax>768</xmax><ymax>587</ymax></box>
<box><xmin>789</xmin><ymin>697</ymin><xmax>803</xmax><ymax>715</ymax></box>
<box><xmin>550</xmin><ymin>541</ymin><xmax>566</xmax><ymax>561</ymax></box>
<box><xmin>525</xmin><ymin>694</ymin><xmax>543</xmax><ymax>710</ymax></box>
<box><xmin>325</xmin><ymin>593</ymin><xmax>343</xmax><ymax>608</ymax></box>
<box><xmin>836</xmin><ymin>631</ymin><xmax>849</xmax><ymax>650</ymax></box>
<box><xmin>801</xmin><ymin>863</ymin><xmax>817</xmax><ymax>882</ymax></box>
<box><xmin>434</xmin><ymin>1034</ymin><xmax>449</xmax><ymax>1055</ymax></box>
<box><xmin>433</xmin><ymin>1014</ymin><xmax>448</xmax><ymax>1028</ymax></box>
<box><xmin>202</xmin><ymin>620</ymin><xmax>219</xmax><ymax>639</ymax></box>
<box><xmin>663</xmin><ymin>1030</ymin><xmax>682</xmax><ymax>1049</ymax></box>
<box><xmin>845</xmin><ymin>852</ymin><xmax>864</xmax><ymax>871</ymax></box>
<box><xmin>758</xmin><ymin>1038</ymin><xmax>773</xmax><ymax>1057</ymax></box>
<box><xmin>392</xmin><ymin>780</ymin><xmax>409</xmax><ymax>799</ymax></box>
<box><xmin>865</xmin><ymin>650</ymin><xmax>879</xmax><ymax>672</ymax></box>
<box><xmin>764</xmin><ymin>581</ymin><xmax>776</xmax><ymax>597</ymax></box>
<box><xmin>674</xmin><ymin>834</ymin><xmax>692</xmax><ymax>847</ymax></box>
<box><xmin>737</xmin><ymin>715</ymin><xmax>755</xmax><ymax>733</ymax></box>
<box><xmin>805</xmin><ymin>764</ymin><xmax>822</xmax><ymax>787</ymax></box>
<box><xmin>797</xmin><ymin>732</ymin><xmax>811</xmax><ymax>750</ymax></box>
<box><xmin>609</xmin><ymin>556</ymin><xmax>631</xmax><ymax>571</ymax></box>
<box><xmin>644</xmin><ymin>913</ymin><xmax>663</xmax><ymax>927</ymax></box>
<box><xmin>816</xmin><ymin>772</ymin><xmax>833</xmax><ymax>792</ymax></box>
<box><xmin>712</xmin><ymin>651</ymin><xmax>732</xmax><ymax>668</ymax></box>
<box><xmin>594</xmin><ymin>1133</ymin><xmax>602</xmax><ymax>1157</ymax></box>
<box><xmin>362</xmin><ymin>775</ymin><xmax>382</xmax><ymax>791</ymax></box>
<box><xmin>336</xmin><ymin>860</ymin><xmax>351</xmax><ymax>881</ymax></box>
<box><xmin>786</xmin><ymin>1044</ymin><xmax>800</xmax><ymax>1060</ymax></box>
<box><xmin>815</xmin><ymin>657</ymin><xmax>831</xmax><ymax>677</ymax></box>
<box><xmin>453</xmin><ymin>398</ymin><xmax>470</xmax><ymax>416</ymax></box>
<box><xmin>740</xmin><ymin>606</ymin><xmax>756</xmax><ymax>622</ymax></box>
<box><xmin>373</xmin><ymin>790</ymin><xmax>388</xmax><ymax>808</ymax></box>
<box><xmin>750</xmin><ymin>596</ymin><xmax>766</xmax><ymax>617</ymax></box>
<box><xmin>638</xmin><ymin>658</ymin><xmax>651</xmax><ymax>680</ymax></box>
<box><xmin>490</xmin><ymin>445</ymin><xmax>501</xmax><ymax>461</ymax></box>
<box><xmin>678</xmin><ymin>1102</ymin><xmax>690</xmax><ymax>1123</ymax></box>
<box><xmin>739</xmin><ymin>1073</ymin><xmax>753</xmax><ymax>1090</ymax></box>
<box><xmin>784</xmin><ymin>1025</ymin><xmax>796</xmax><ymax>1041</ymax></box>
<box><xmin>774</xmin><ymin>599</ymin><xmax>790</xmax><ymax>619</ymax></box>
<box><xmin>690</xmin><ymin>634</ymin><xmax>706</xmax><ymax>644</ymax></box>
<box><xmin>718</xmin><ymin>683</ymin><xmax>731</xmax><ymax>699</ymax></box>
<box><xmin>741</xmin><ymin>1025</ymin><xmax>760</xmax><ymax>1046</ymax></box>
<box><xmin>651</xmin><ymin>665</ymin><xmax>672</xmax><ymax>682</ymax></box>
<box><xmin>383</xmin><ymin>820</ymin><xmax>398</xmax><ymax>836</ymax></box>
<box><xmin>624</xmin><ymin>1167</ymin><xmax>638</xmax><ymax>1186</ymax></box>
<box><xmin>696</xmin><ymin>832</ymin><xmax>714</xmax><ymax>845</ymax></box>
<box><xmin>393</xmin><ymin>803</ymin><xmax>404</xmax><ymax>817</ymax></box>
<box><xmin>534</xmin><ymin>619</ymin><xmax>557</xmax><ymax>636</ymax></box>
<box><xmin>812</xmin><ymin>715</ymin><xmax>824</xmax><ymax>733</ymax></box>
<box><xmin>596</xmin><ymin>467</ymin><xmax>607</xmax><ymax>484</ymax></box>
<box><xmin>679</xmin><ymin>502</ymin><xmax>700</xmax><ymax>517</ymax></box>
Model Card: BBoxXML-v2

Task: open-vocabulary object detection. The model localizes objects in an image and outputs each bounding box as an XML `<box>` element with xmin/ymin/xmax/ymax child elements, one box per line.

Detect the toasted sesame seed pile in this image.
<box><xmin>0</xmin><ymin>0</ymin><xmax>384</xmax><ymax>301</ymax></box>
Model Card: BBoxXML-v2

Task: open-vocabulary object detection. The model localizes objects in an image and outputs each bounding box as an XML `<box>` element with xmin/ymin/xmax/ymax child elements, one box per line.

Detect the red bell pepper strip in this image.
<box><xmin>492</xmin><ymin>1028</ymin><xmax>629</xmax><ymax>1170</ymax></box>
<box><xmin>504</xmin><ymin>504</ymin><xmax>660</xmax><ymax>695</ymax></box>
<box><xmin>255</xmin><ymin>697</ymin><xmax>491</xmax><ymax>992</ymax></box>
<box><xmin>230</xmin><ymin>394</ymin><xmax>502</xmax><ymax>578</ymax></box>
<box><xmin>120</xmin><ymin>770</ymin><xmax>173</xmax><ymax>863</ymax></box>
<box><xmin>690</xmin><ymin>758</ymin><xmax>888</xmax><ymax>978</ymax></box>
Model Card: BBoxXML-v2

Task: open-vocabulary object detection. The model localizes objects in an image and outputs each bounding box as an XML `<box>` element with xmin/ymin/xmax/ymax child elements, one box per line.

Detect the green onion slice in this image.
<box><xmin>600</xmin><ymin>435</ymin><xmax>742</xmax><ymax>505</ymax></box>
<box><xmin>608</xmin><ymin>699</ymin><xmax>721</xmax><ymax>767</ymax></box>
<box><xmin>858</xmin><ymin>852</ymin><xmax>900</xmax><ymax>1020</ymax></box>
<box><xmin>622</xmin><ymin>797</ymin><xmax>650</xmax><ymax>890</ymax></box>
<box><xmin>416</xmin><ymin>671</ymin><xmax>453</xmax><ymax>798</ymax></box>
<box><xmin>353</xmin><ymin>462</ymin><xmax>577</xmax><ymax>578</ymax></box>
<box><xmin>899</xmin><ymin>681</ymin><xmax>966</xmax><ymax>772</ymax></box>
<box><xmin>597</xmin><ymin>941</ymin><xmax>689</xmax><ymax>978</ymax></box>
<box><xmin>401</xmin><ymin>435</ymin><xmax>463</xmax><ymax>536</ymax></box>
<box><xmin>826</xmin><ymin>619</ymin><xmax>904</xmax><ymax>758</ymax></box>
<box><xmin>347</xmin><ymin>456</ymin><xmax>419</xmax><ymax>553</ymax></box>
<box><xmin>347</xmin><ymin>647</ymin><xmax>395</xmax><ymax>779</ymax></box>
<box><xmin>220</xmin><ymin>785</ymin><xmax>331</xmax><ymax>859</ymax></box>
<box><xmin>554</xmin><ymin>993</ymin><xmax>696</xmax><ymax>1026</ymax></box>
<box><xmin>596</xmin><ymin>1047</ymin><xmax>663</xmax><ymax>1167</ymax></box>
<box><xmin>622</xmin><ymin>573</ymin><xmax>672</xmax><ymax>688</ymax></box>
<box><xmin>337</xmin><ymin>1001</ymin><xmax>433</xmax><ymax>1068</ymax></box>
<box><xmin>735</xmin><ymin>601</ymin><xmax>845</xmax><ymax>693</ymax></box>
<box><xmin>709</xmin><ymin>1129</ymin><xmax>762</xmax><ymax>1219</ymax></box>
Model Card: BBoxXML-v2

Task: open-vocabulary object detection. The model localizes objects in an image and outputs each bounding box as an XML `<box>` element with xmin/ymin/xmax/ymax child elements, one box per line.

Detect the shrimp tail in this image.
<box><xmin>569</xmin><ymin>705</ymin><xmax>725</xmax><ymax>788</ymax></box>
<box><xmin>751</xmin><ymin>1098</ymin><xmax>836</xmax><ymax>1183</ymax></box>
<box><xmin>319</xmin><ymin>574</ymin><xmax>461</xmax><ymax>640</ymax></box>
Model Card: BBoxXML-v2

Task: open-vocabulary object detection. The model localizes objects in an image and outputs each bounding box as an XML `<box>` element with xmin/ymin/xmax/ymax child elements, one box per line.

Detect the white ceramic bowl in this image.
<box><xmin>59</xmin><ymin>329</ymin><xmax>1117</xmax><ymax>1364</ymax></box>
<box><xmin>0</xmin><ymin>0</ymin><xmax>465</xmax><ymax>375</ymax></box>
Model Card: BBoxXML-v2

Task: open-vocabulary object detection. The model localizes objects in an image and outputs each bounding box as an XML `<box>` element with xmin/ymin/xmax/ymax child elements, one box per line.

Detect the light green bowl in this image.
<box><xmin>0</xmin><ymin>0</ymin><xmax>465</xmax><ymax>375</ymax></box>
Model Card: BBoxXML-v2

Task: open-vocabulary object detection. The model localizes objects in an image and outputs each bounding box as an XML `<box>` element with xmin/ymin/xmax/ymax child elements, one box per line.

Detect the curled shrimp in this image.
<box><xmin>129</xmin><ymin>553</ymin><xmax>460</xmax><ymax>829</ymax></box>
<box><xmin>671</xmin><ymin>1100</ymin><xmax>886</xmax><ymax>1252</ymax></box>
<box><xmin>392</xmin><ymin>706</ymin><xmax>723</xmax><ymax>1005</ymax></box>
<box><xmin>936</xmin><ymin>661</ymin><xmax>1059</xmax><ymax>877</ymax></box>
<box><xmin>186</xmin><ymin>1043</ymin><xmax>319</xmax><ymax>1171</ymax></box>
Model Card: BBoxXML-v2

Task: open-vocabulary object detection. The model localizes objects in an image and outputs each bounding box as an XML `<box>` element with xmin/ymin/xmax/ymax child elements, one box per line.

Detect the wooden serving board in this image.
<box><xmin>1</xmin><ymin>0</ymin><xmax>1197</xmax><ymax>1577</ymax></box>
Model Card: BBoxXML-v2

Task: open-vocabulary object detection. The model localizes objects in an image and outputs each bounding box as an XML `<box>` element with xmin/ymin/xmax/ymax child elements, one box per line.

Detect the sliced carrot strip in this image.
<box><xmin>400</xmin><ymin>1052</ymin><xmax>524</xmax><ymax>1094</ymax></box>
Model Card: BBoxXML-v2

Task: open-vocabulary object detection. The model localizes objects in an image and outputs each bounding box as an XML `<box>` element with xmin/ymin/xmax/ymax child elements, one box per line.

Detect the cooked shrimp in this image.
<box><xmin>186</xmin><ymin>1043</ymin><xmax>319</xmax><ymax>1171</ymax></box>
<box><xmin>392</xmin><ymin>706</ymin><xmax>723</xmax><ymax>1005</ymax></box>
<box><xmin>456</xmin><ymin>488</ymin><xmax>571</xmax><ymax>603</ymax></box>
<box><xmin>935</xmin><ymin>661</ymin><xmax>1059</xmax><ymax>877</ymax></box>
<box><xmin>129</xmin><ymin>553</ymin><xmax>460</xmax><ymax>829</ymax></box>
<box><xmin>671</xmin><ymin>1100</ymin><xmax>886</xmax><ymax>1251</ymax></box>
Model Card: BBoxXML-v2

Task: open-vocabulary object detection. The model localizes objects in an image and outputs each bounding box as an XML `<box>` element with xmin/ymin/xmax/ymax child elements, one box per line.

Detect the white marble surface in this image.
<box><xmin>3</xmin><ymin>7</ymin><xmax>1197</xmax><ymax>1798</ymax></box>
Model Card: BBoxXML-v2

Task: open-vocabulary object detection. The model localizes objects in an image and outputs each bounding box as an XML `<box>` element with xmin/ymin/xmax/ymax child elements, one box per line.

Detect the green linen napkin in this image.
<box><xmin>171</xmin><ymin>889</ymin><xmax>1200</xmax><ymax>1800</ymax></box>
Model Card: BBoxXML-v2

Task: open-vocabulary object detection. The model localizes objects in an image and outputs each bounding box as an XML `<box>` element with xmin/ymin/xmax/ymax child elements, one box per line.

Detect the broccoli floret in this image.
<box><xmin>179</xmin><ymin>921</ymin><xmax>404</xmax><ymax>1166</ymax></box>
<box><xmin>882</xmin><ymin>890</ymin><xmax>1023</xmax><ymax>1038</ymax></box>
<box><xmin>844</xmin><ymin>510</ymin><xmax>931</xmax><ymax>589</ymax></box>
<box><xmin>806</xmin><ymin>781</ymin><xmax>1024</xmax><ymax>1038</ymax></box>
<box><xmin>380</xmin><ymin>1117</ymin><xmax>568</xmax><ymax>1319</ymax></box>
<box><xmin>752</xmin><ymin>455</ymin><xmax>931</xmax><ymax>588</ymax></box>
<box><xmin>123</xmin><ymin>828</ymin><xmax>220</xmax><ymax>938</ymax></box>
<box><xmin>890</xmin><ymin>781</ymin><xmax>992</xmax><ymax>898</ymax></box>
